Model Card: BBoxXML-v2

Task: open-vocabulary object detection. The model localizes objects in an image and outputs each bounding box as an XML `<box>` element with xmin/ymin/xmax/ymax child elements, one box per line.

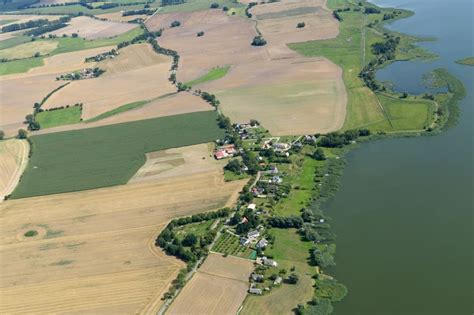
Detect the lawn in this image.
<box><xmin>289</xmin><ymin>0</ymin><xmax>435</xmax><ymax>132</ymax></box>
<box><xmin>35</xmin><ymin>106</ymin><xmax>82</xmax><ymax>129</ymax></box>
<box><xmin>185</xmin><ymin>66</ymin><xmax>230</xmax><ymax>87</ymax></box>
<box><xmin>12</xmin><ymin>111</ymin><xmax>224</xmax><ymax>198</ymax></box>
<box><xmin>0</xmin><ymin>28</ymin><xmax>144</xmax><ymax>75</ymax></box>
<box><xmin>212</xmin><ymin>231</ymin><xmax>254</xmax><ymax>259</ymax></box>
<box><xmin>175</xmin><ymin>220</ymin><xmax>215</xmax><ymax>242</ymax></box>
<box><xmin>159</xmin><ymin>0</ymin><xmax>244</xmax><ymax>14</ymax></box>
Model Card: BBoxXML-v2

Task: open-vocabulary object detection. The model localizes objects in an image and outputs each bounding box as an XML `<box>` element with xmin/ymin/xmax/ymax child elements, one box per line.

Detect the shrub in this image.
<box><xmin>297</xmin><ymin>22</ymin><xmax>305</xmax><ymax>28</ymax></box>
<box><xmin>170</xmin><ymin>20</ymin><xmax>181</xmax><ymax>27</ymax></box>
<box><xmin>210</xmin><ymin>2</ymin><xmax>219</xmax><ymax>8</ymax></box>
<box><xmin>197</xmin><ymin>31</ymin><xmax>204</xmax><ymax>37</ymax></box>
<box><xmin>24</xmin><ymin>230</ymin><xmax>38</xmax><ymax>237</ymax></box>
<box><xmin>251</xmin><ymin>36</ymin><xmax>267</xmax><ymax>46</ymax></box>
<box><xmin>17</xmin><ymin>129</ymin><xmax>28</xmax><ymax>139</ymax></box>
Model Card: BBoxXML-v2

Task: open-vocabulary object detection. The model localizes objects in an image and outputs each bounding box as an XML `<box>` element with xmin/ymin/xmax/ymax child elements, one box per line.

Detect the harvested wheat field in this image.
<box><xmin>98</xmin><ymin>11</ymin><xmax>149</xmax><ymax>22</ymax></box>
<box><xmin>146</xmin><ymin>9</ymin><xmax>267</xmax><ymax>83</ymax></box>
<box><xmin>250</xmin><ymin>0</ymin><xmax>339</xmax><ymax>58</ymax></box>
<box><xmin>46</xmin><ymin>16</ymin><xmax>137</xmax><ymax>39</ymax></box>
<box><xmin>0</xmin><ymin>171</ymin><xmax>247</xmax><ymax>314</ymax></box>
<box><xmin>147</xmin><ymin>7</ymin><xmax>346</xmax><ymax>135</ymax></box>
<box><xmin>130</xmin><ymin>143</ymin><xmax>224</xmax><ymax>183</ymax></box>
<box><xmin>43</xmin><ymin>43</ymin><xmax>176</xmax><ymax>120</ymax></box>
<box><xmin>167</xmin><ymin>252</ymin><xmax>254</xmax><ymax>315</ymax></box>
<box><xmin>201</xmin><ymin>57</ymin><xmax>347</xmax><ymax>135</ymax></box>
<box><xmin>0</xmin><ymin>46</ymin><xmax>115</xmax><ymax>137</ymax></box>
<box><xmin>0</xmin><ymin>14</ymin><xmax>62</xmax><ymax>28</ymax></box>
<box><xmin>0</xmin><ymin>139</ymin><xmax>29</xmax><ymax>201</ymax></box>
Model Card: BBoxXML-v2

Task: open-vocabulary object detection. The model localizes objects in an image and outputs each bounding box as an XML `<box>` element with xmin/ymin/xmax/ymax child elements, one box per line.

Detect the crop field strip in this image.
<box><xmin>12</xmin><ymin>111</ymin><xmax>224</xmax><ymax>198</ymax></box>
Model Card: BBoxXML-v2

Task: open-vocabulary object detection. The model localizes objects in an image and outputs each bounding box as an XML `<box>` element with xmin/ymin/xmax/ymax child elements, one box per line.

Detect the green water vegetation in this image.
<box><xmin>289</xmin><ymin>0</ymin><xmax>438</xmax><ymax>133</ymax></box>
<box><xmin>184</xmin><ymin>66</ymin><xmax>230</xmax><ymax>87</ymax></box>
<box><xmin>12</xmin><ymin>111</ymin><xmax>224</xmax><ymax>198</ymax></box>
<box><xmin>24</xmin><ymin>230</ymin><xmax>38</xmax><ymax>237</ymax></box>
<box><xmin>0</xmin><ymin>27</ymin><xmax>144</xmax><ymax>75</ymax></box>
<box><xmin>35</xmin><ymin>105</ymin><xmax>82</xmax><ymax>129</ymax></box>
<box><xmin>455</xmin><ymin>56</ymin><xmax>474</xmax><ymax>66</ymax></box>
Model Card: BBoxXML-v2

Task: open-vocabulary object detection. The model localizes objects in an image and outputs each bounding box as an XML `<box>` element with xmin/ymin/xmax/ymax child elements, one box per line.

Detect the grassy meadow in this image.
<box><xmin>35</xmin><ymin>106</ymin><xmax>82</xmax><ymax>129</ymax></box>
<box><xmin>185</xmin><ymin>66</ymin><xmax>230</xmax><ymax>87</ymax></box>
<box><xmin>85</xmin><ymin>100</ymin><xmax>150</xmax><ymax>123</ymax></box>
<box><xmin>12</xmin><ymin>111</ymin><xmax>224</xmax><ymax>198</ymax></box>
<box><xmin>289</xmin><ymin>0</ymin><xmax>436</xmax><ymax>132</ymax></box>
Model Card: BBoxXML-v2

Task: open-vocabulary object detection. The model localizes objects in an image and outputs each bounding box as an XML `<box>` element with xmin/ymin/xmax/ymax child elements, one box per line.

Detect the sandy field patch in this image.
<box><xmin>167</xmin><ymin>253</ymin><xmax>253</xmax><ymax>315</ymax></box>
<box><xmin>46</xmin><ymin>16</ymin><xmax>137</xmax><ymax>39</ymax></box>
<box><xmin>0</xmin><ymin>46</ymin><xmax>115</xmax><ymax>137</ymax></box>
<box><xmin>0</xmin><ymin>139</ymin><xmax>29</xmax><ymax>201</ymax></box>
<box><xmin>42</xmin><ymin>43</ymin><xmax>176</xmax><ymax>120</ymax></box>
<box><xmin>0</xmin><ymin>40</ymin><xmax>58</xmax><ymax>59</ymax></box>
<box><xmin>0</xmin><ymin>171</ymin><xmax>247</xmax><ymax>314</ymax></box>
<box><xmin>98</xmin><ymin>11</ymin><xmax>149</xmax><ymax>22</ymax></box>
<box><xmin>146</xmin><ymin>10</ymin><xmax>267</xmax><ymax>83</ymax></box>
<box><xmin>130</xmin><ymin>142</ymin><xmax>225</xmax><ymax>183</ymax></box>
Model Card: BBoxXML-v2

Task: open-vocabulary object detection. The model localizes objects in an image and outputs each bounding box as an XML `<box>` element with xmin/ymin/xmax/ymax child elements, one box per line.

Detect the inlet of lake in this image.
<box><xmin>327</xmin><ymin>0</ymin><xmax>473</xmax><ymax>314</ymax></box>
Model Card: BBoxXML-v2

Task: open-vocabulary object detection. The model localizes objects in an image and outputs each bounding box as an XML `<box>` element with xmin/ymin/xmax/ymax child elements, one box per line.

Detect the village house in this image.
<box><xmin>213</xmin><ymin>144</ymin><xmax>237</xmax><ymax>160</ymax></box>
<box><xmin>249</xmin><ymin>286</ymin><xmax>262</xmax><ymax>295</ymax></box>
<box><xmin>240</xmin><ymin>237</ymin><xmax>250</xmax><ymax>246</ymax></box>
<box><xmin>247</xmin><ymin>230</ymin><xmax>260</xmax><ymax>240</ymax></box>
<box><xmin>262</xmin><ymin>257</ymin><xmax>278</xmax><ymax>267</ymax></box>
<box><xmin>273</xmin><ymin>276</ymin><xmax>283</xmax><ymax>285</ymax></box>
<box><xmin>251</xmin><ymin>273</ymin><xmax>264</xmax><ymax>282</ymax></box>
<box><xmin>304</xmin><ymin>135</ymin><xmax>317</xmax><ymax>144</ymax></box>
<box><xmin>273</xmin><ymin>142</ymin><xmax>290</xmax><ymax>151</ymax></box>
<box><xmin>256</xmin><ymin>238</ymin><xmax>268</xmax><ymax>249</ymax></box>
<box><xmin>270</xmin><ymin>176</ymin><xmax>282</xmax><ymax>184</ymax></box>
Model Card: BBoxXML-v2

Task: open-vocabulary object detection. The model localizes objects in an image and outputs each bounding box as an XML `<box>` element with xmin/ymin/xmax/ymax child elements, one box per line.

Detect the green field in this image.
<box><xmin>0</xmin><ymin>40</ymin><xmax>58</xmax><ymax>59</ymax></box>
<box><xmin>0</xmin><ymin>27</ymin><xmax>143</xmax><ymax>75</ymax></box>
<box><xmin>14</xmin><ymin>2</ymin><xmax>159</xmax><ymax>15</ymax></box>
<box><xmin>185</xmin><ymin>66</ymin><xmax>230</xmax><ymax>87</ymax></box>
<box><xmin>289</xmin><ymin>0</ymin><xmax>435</xmax><ymax>132</ymax></box>
<box><xmin>159</xmin><ymin>0</ymin><xmax>244</xmax><ymax>14</ymax></box>
<box><xmin>212</xmin><ymin>231</ymin><xmax>254</xmax><ymax>258</ymax></box>
<box><xmin>12</xmin><ymin>111</ymin><xmax>224</xmax><ymax>198</ymax></box>
<box><xmin>0</xmin><ymin>35</ymin><xmax>31</xmax><ymax>50</ymax></box>
<box><xmin>377</xmin><ymin>94</ymin><xmax>434</xmax><ymax>131</ymax></box>
<box><xmin>85</xmin><ymin>100</ymin><xmax>150</xmax><ymax>123</ymax></box>
<box><xmin>455</xmin><ymin>57</ymin><xmax>474</xmax><ymax>66</ymax></box>
<box><xmin>35</xmin><ymin>106</ymin><xmax>82</xmax><ymax>129</ymax></box>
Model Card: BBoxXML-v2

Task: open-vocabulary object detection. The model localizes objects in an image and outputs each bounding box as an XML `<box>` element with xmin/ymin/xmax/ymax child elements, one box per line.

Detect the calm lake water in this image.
<box><xmin>327</xmin><ymin>0</ymin><xmax>473</xmax><ymax>314</ymax></box>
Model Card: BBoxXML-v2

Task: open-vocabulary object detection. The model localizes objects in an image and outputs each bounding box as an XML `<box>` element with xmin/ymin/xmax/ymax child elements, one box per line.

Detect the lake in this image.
<box><xmin>327</xmin><ymin>0</ymin><xmax>473</xmax><ymax>314</ymax></box>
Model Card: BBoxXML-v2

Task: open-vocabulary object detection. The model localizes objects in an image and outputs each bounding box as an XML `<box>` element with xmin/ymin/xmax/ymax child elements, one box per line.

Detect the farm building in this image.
<box><xmin>273</xmin><ymin>276</ymin><xmax>283</xmax><ymax>285</ymax></box>
<box><xmin>247</xmin><ymin>203</ymin><xmax>256</xmax><ymax>211</ymax></box>
<box><xmin>262</xmin><ymin>257</ymin><xmax>278</xmax><ymax>267</ymax></box>
<box><xmin>251</xmin><ymin>273</ymin><xmax>264</xmax><ymax>282</ymax></box>
<box><xmin>273</xmin><ymin>143</ymin><xmax>290</xmax><ymax>151</ymax></box>
<box><xmin>240</xmin><ymin>237</ymin><xmax>250</xmax><ymax>246</ymax></box>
